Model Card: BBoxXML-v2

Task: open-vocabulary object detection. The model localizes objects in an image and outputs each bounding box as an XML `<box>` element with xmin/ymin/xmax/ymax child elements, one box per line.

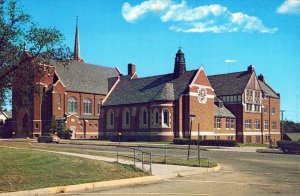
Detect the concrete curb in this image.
<box><xmin>0</xmin><ymin>165</ymin><xmax>220</xmax><ymax>196</ymax></box>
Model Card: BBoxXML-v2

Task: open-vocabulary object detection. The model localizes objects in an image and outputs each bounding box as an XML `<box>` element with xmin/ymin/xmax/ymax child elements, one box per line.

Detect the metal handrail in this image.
<box><xmin>116</xmin><ymin>145</ymin><xmax>152</xmax><ymax>174</ymax></box>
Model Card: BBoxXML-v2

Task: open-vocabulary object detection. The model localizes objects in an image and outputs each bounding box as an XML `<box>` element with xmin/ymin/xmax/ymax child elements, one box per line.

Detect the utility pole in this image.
<box><xmin>280</xmin><ymin>110</ymin><xmax>285</xmax><ymax>141</ymax></box>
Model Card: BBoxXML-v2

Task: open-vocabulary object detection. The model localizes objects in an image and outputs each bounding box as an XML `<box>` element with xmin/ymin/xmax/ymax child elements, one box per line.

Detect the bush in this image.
<box><xmin>38</xmin><ymin>135</ymin><xmax>53</xmax><ymax>143</ymax></box>
<box><xmin>57</xmin><ymin>128</ymin><xmax>72</xmax><ymax>139</ymax></box>
<box><xmin>173</xmin><ymin>138</ymin><xmax>240</xmax><ymax>147</ymax></box>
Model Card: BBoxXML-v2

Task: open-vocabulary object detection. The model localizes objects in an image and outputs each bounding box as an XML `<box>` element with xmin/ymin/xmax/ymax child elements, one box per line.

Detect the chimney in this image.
<box><xmin>128</xmin><ymin>63</ymin><xmax>136</xmax><ymax>76</ymax></box>
<box><xmin>247</xmin><ymin>65</ymin><xmax>254</xmax><ymax>73</ymax></box>
<box><xmin>258</xmin><ymin>74</ymin><xmax>265</xmax><ymax>83</ymax></box>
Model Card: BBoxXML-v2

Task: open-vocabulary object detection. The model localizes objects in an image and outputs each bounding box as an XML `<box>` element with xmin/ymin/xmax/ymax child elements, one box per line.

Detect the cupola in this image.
<box><xmin>173</xmin><ymin>47</ymin><xmax>186</xmax><ymax>78</ymax></box>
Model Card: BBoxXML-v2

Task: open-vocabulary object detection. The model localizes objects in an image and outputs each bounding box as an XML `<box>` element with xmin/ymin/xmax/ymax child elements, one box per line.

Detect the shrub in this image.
<box><xmin>173</xmin><ymin>138</ymin><xmax>239</xmax><ymax>147</ymax></box>
<box><xmin>57</xmin><ymin>128</ymin><xmax>72</xmax><ymax>139</ymax></box>
<box><xmin>38</xmin><ymin>135</ymin><xmax>53</xmax><ymax>143</ymax></box>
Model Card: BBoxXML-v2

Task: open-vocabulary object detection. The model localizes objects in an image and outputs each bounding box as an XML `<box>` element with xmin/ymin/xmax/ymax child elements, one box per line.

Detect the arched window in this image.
<box><xmin>97</xmin><ymin>100</ymin><xmax>102</xmax><ymax>115</ymax></box>
<box><xmin>122</xmin><ymin>108</ymin><xmax>130</xmax><ymax>129</ymax></box>
<box><xmin>107</xmin><ymin>109</ymin><xmax>114</xmax><ymax>129</ymax></box>
<box><xmin>139</xmin><ymin>107</ymin><xmax>148</xmax><ymax>128</ymax></box>
<box><xmin>162</xmin><ymin>109</ymin><xmax>170</xmax><ymax>127</ymax></box>
<box><xmin>152</xmin><ymin>109</ymin><xmax>160</xmax><ymax>126</ymax></box>
<box><xmin>83</xmin><ymin>99</ymin><xmax>92</xmax><ymax>114</ymax></box>
<box><xmin>68</xmin><ymin>97</ymin><xmax>77</xmax><ymax>113</ymax></box>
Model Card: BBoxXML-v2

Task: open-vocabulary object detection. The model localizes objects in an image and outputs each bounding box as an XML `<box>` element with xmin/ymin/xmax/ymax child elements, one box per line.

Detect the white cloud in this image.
<box><xmin>122</xmin><ymin>0</ymin><xmax>171</xmax><ymax>23</ymax></box>
<box><xmin>225</xmin><ymin>59</ymin><xmax>238</xmax><ymax>63</ymax></box>
<box><xmin>122</xmin><ymin>0</ymin><xmax>277</xmax><ymax>33</ymax></box>
<box><xmin>277</xmin><ymin>0</ymin><xmax>300</xmax><ymax>14</ymax></box>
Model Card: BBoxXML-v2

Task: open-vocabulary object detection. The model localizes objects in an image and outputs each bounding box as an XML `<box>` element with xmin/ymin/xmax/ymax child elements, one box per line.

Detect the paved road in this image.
<box><xmin>59</xmin><ymin>144</ymin><xmax>300</xmax><ymax>196</ymax></box>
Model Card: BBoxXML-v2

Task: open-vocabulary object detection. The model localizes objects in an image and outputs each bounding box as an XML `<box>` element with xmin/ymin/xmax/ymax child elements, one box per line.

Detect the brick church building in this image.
<box><xmin>12</xmin><ymin>21</ymin><xmax>281</xmax><ymax>144</ymax></box>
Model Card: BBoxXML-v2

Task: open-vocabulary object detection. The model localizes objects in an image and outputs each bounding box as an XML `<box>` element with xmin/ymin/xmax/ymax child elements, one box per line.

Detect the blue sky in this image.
<box><xmin>17</xmin><ymin>0</ymin><xmax>300</xmax><ymax>122</ymax></box>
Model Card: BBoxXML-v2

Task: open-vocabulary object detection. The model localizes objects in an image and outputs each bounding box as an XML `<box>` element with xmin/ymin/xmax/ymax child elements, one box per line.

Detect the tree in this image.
<box><xmin>282</xmin><ymin>120</ymin><xmax>300</xmax><ymax>133</ymax></box>
<box><xmin>0</xmin><ymin>0</ymin><xmax>71</xmax><ymax>109</ymax></box>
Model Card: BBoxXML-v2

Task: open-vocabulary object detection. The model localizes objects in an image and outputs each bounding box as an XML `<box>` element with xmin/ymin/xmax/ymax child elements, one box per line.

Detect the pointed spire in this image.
<box><xmin>74</xmin><ymin>16</ymin><xmax>83</xmax><ymax>62</ymax></box>
<box><xmin>173</xmin><ymin>47</ymin><xmax>186</xmax><ymax>78</ymax></box>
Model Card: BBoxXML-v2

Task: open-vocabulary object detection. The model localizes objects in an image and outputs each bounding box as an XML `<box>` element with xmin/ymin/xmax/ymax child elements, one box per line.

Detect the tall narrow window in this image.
<box><xmin>162</xmin><ymin>109</ymin><xmax>170</xmax><ymax>127</ymax></box>
<box><xmin>245</xmin><ymin>119</ymin><xmax>252</xmax><ymax>130</ymax></box>
<box><xmin>57</xmin><ymin>94</ymin><xmax>61</xmax><ymax>110</ymax></box>
<box><xmin>68</xmin><ymin>97</ymin><xmax>77</xmax><ymax>113</ymax></box>
<box><xmin>264</xmin><ymin>120</ymin><xmax>269</xmax><ymax>130</ymax></box>
<box><xmin>83</xmin><ymin>99</ymin><xmax>92</xmax><ymax>114</ymax></box>
<box><xmin>230</xmin><ymin>119</ymin><xmax>235</xmax><ymax>130</ymax></box>
<box><xmin>97</xmin><ymin>100</ymin><xmax>102</xmax><ymax>115</ymax></box>
<box><xmin>107</xmin><ymin>109</ymin><xmax>114</xmax><ymax>129</ymax></box>
<box><xmin>122</xmin><ymin>108</ymin><xmax>130</xmax><ymax>129</ymax></box>
<box><xmin>155</xmin><ymin>110</ymin><xmax>159</xmax><ymax>124</ymax></box>
<box><xmin>272</xmin><ymin>121</ymin><xmax>277</xmax><ymax>131</ymax></box>
<box><xmin>226</xmin><ymin>119</ymin><xmax>230</xmax><ymax>129</ymax></box>
<box><xmin>143</xmin><ymin>110</ymin><xmax>147</xmax><ymax>124</ymax></box>
<box><xmin>255</xmin><ymin>120</ymin><xmax>260</xmax><ymax>130</ymax></box>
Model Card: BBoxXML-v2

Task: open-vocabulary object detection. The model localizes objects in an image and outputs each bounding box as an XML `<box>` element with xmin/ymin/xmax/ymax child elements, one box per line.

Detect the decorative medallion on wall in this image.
<box><xmin>198</xmin><ymin>87</ymin><xmax>207</xmax><ymax>103</ymax></box>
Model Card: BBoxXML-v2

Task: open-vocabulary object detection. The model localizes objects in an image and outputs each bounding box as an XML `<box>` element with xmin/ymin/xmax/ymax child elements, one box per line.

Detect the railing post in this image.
<box><xmin>134</xmin><ymin>149</ymin><xmax>136</xmax><ymax>167</ymax></box>
<box><xmin>150</xmin><ymin>153</ymin><xmax>152</xmax><ymax>175</ymax></box>
<box><xmin>165</xmin><ymin>148</ymin><xmax>167</xmax><ymax>165</ymax></box>
<box><xmin>142</xmin><ymin>153</ymin><xmax>144</xmax><ymax>171</ymax></box>
<box><xmin>198</xmin><ymin>147</ymin><xmax>200</xmax><ymax>167</ymax></box>
<box><xmin>116</xmin><ymin>145</ymin><xmax>119</xmax><ymax>163</ymax></box>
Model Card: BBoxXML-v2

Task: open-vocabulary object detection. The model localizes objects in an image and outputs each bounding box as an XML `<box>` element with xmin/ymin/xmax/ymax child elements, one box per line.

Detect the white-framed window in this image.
<box><xmin>254</xmin><ymin>105</ymin><xmax>261</xmax><ymax>112</ymax></box>
<box><xmin>272</xmin><ymin>121</ymin><xmax>277</xmax><ymax>131</ymax></box>
<box><xmin>246</xmin><ymin>104</ymin><xmax>252</xmax><ymax>112</ymax></box>
<box><xmin>214</xmin><ymin>118</ymin><xmax>221</xmax><ymax>129</ymax></box>
<box><xmin>226</xmin><ymin>119</ymin><xmax>230</xmax><ymax>129</ymax></box>
<box><xmin>68</xmin><ymin>97</ymin><xmax>77</xmax><ymax>113</ymax></box>
<box><xmin>246</xmin><ymin>89</ymin><xmax>253</xmax><ymax>103</ymax></box>
<box><xmin>97</xmin><ymin>100</ymin><xmax>102</xmax><ymax>115</ymax></box>
<box><xmin>153</xmin><ymin>109</ymin><xmax>160</xmax><ymax>125</ymax></box>
<box><xmin>245</xmin><ymin>119</ymin><xmax>252</xmax><ymax>130</ymax></box>
<box><xmin>83</xmin><ymin>99</ymin><xmax>92</xmax><ymax>115</ymax></box>
<box><xmin>122</xmin><ymin>108</ymin><xmax>130</xmax><ymax>129</ymax></box>
<box><xmin>254</xmin><ymin>120</ymin><xmax>260</xmax><ymax>130</ymax></box>
<box><xmin>230</xmin><ymin>119</ymin><xmax>235</xmax><ymax>130</ymax></box>
<box><xmin>254</xmin><ymin>91</ymin><xmax>261</xmax><ymax>104</ymax></box>
<box><xmin>107</xmin><ymin>109</ymin><xmax>114</xmax><ymax>129</ymax></box>
<box><xmin>57</xmin><ymin>94</ymin><xmax>61</xmax><ymax>110</ymax></box>
<box><xmin>162</xmin><ymin>108</ymin><xmax>170</xmax><ymax>127</ymax></box>
<box><xmin>264</xmin><ymin>120</ymin><xmax>269</xmax><ymax>130</ymax></box>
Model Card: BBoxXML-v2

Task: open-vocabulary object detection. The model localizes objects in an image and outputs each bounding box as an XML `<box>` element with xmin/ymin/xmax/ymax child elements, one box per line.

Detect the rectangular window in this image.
<box><xmin>230</xmin><ymin>119</ymin><xmax>235</xmax><ymax>130</ymax></box>
<box><xmin>216</xmin><ymin>118</ymin><xmax>221</xmax><ymax>129</ymax></box>
<box><xmin>255</xmin><ymin>120</ymin><xmax>260</xmax><ymax>130</ymax></box>
<box><xmin>246</xmin><ymin>90</ymin><xmax>253</xmax><ymax>103</ymax></box>
<box><xmin>57</xmin><ymin>94</ymin><xmax>61</xmax><ymax>110</ymax></box>
<box><xmin>226</xmin><ymin>119</ymin><xmax>230</xmax><ymax>129</ymax></box>
<box><xmin>238</xmin><ymin>95</ymin><xmax>242</xmax><ymax>102</ymax></box>
<box><xmin>256</xmin><ymin>136</ymin><xmax>260</xmax><ymax>143</ymax></box>
<box><xmin>264</xmin><ymin>120</ymin><xmax>269</xmax><ymax>130</ymax></box>
<box><xmin>35</xmin><ymin>123</ymin><xmax>39</xmax><ymax>129</ymax></box>
<box><xmin>272</xmin><ymin>121</ymin><xmax>277</xmax><ymax>130</ymax></box>
<box><xmin>254</xmin><ymin>91</ymin><xmax>261</xmax><ymax>104</ymax></box>
<box><xmin>263</xmin><ymin>105</ymin><xmax>268</xmax><ymax>113</ymax></box>
<box><xmin>245</xmin><ymin>119</ymin><xmax>252</xmax><ymax>130</ymax></box>
<box><xmin>246</xmin><ymin>104</ymin><xmax>252</xmax><ymax>112</ymax></box>
<box><xmin>254</xmin><ymin>105</ymin><xmax>261</xmax><ymax>112</ymax></box>
<box><xmin>272</xmin><ymin>107</ymin><xmax>275</xmax><ymax>114</ymax></box>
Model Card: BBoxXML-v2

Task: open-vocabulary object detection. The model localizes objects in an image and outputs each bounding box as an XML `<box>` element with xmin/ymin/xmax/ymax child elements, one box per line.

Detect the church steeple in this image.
<box><xmin>173</xmin><ymin>47</ymin><xmax>186</xmax><ymax>78</ymax></box>
<box><xmin>73</xmin><ymin>16</ymin><xmax>83</xmax><ymax>62</ymax></box>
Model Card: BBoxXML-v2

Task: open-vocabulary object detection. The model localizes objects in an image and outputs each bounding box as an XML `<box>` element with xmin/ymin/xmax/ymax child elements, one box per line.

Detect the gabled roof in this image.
<box><xmin>54</xmin><ymin>61</ymin><xmax>119</xmax><ymax>94</ymax></box>
<box><xmin>258</xmin><ymin>80</ymin><xmax>279</xmax><ymax>99</ymax></box>
<box><xmin>208</xmin><ymin>71</ymin><xmax>252</xmax><ymax>96</ymax></box>
<box><xmin>214</xmin><ymin>105</ymin><xmax>235</xmax><ymax>118</ymax></box>
<box><xmin>104</xmin><ymin>70</ymin><xmax>197</xmax><ymax>106</ymax></box>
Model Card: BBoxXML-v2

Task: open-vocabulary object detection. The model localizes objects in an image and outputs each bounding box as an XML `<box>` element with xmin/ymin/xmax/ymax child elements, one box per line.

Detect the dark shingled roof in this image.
<box><xmin>258</xmin><ymin>80</ymin><xmax>279</xmax><ymax>99</ymax></box>
<box><xmin>104</xmin><ymin>70</ymin><xmax>197</xmax><ymax>106</ymax></box>
<box><xmin>214</xmin><ymin>105</ymin><xmax>235</xmax><ymax>118</ymax></box>
<box><xmin>208</xmin><ymin>71</ymin><xmax>252</xmax><ymax>96</ymax></box>
<box><xmin>54</xmin><ymin>61</ymin><xmax>119</xmax><ymax>94</ymax></box>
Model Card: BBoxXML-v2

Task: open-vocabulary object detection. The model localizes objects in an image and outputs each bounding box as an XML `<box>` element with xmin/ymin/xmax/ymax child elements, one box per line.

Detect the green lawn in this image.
<box><xmin>0</xmin><ymin>148</ymin><xmax>146</xmax><ymax>193</ymax></box>
<box><xmin>240</xmin><ymin>143</ymin><xmax>269</xmax><ymax>147</ymax></box>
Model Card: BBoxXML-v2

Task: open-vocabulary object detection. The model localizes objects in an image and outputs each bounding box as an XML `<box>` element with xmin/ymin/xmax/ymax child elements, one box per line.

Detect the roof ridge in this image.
<box><xmin>208</xmin><ymin>70</ymin><xmax>246</xmax><ymax>77</ymax></box>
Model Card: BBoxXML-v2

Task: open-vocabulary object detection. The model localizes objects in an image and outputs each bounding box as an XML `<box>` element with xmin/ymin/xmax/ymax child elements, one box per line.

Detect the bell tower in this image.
<box><xmin>173</xmin><ymin>47</ymin><xmax>186</xmax><ymax>78</ymax></box>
